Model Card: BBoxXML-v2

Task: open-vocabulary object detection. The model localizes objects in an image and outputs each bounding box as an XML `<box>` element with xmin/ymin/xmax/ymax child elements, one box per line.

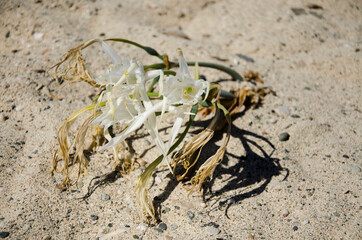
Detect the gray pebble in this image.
<box><xmin>90</xmin><ymin>214</ymin><xmax>98</xmax><ymax>221</ymax></box>
<box><xmin>209</xmin><ymin>226</ymin><xmax>220</xmax><ymax>235</ymax></box>
<box><xmin>347</xmin><ymin>164</ymin><xmax>361</xmax><ymax>173</ymax></box>
<box><xmin>0</xmin><ymin>232</ymin><xmax>9</xmax><ymax>238</ymax></box>
<box><xmin>170</xmin><ymin>224</ymin><xmax>178</xmax><ymax>230</ymax></box>
<box><xmin>101</xmin><ymin>193</ymin><xmax>110</xmax><ymax>201</ymax></box>
<box><xmin>292</xmin><ymin>226</ymin><xmax>298</xmax><ymax>231</ymax></box>
<box><xmin>158</xmin><ymin>223</ymin><xmax>167</xmax><ymax>231</ymax></box>
<box><xmin>275</xmin><ymin>106</ymin><xmax>290</xmax><ymax>117</ymax></box>
<box><xmin>279</xmin><ymin>132</ymin><xmax>290</xmax><ymax>142</ymax></box>
<box><xmin>187</xmin><ymin>211</ymin><xmax>195</xmax><ymax>221</ymax></box>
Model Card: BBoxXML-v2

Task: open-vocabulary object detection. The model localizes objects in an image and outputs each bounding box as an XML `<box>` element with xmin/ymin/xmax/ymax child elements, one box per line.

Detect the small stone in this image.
<box><xmin>90</xmin><ymin>214</ymin><xmax>98</xmax><ymax>221</ymax></box>
<box><xmin>347</xmin><ymin>164</ymin><xmax>361</xmax><ymax>173</ymax></box>
<box><xmin>144</xmin><ymin>139</ymin><xmax>151</xmax><ymax>145</ymax></box>
<box><xmin>76</xmin><ymin>181</ymin><xmax>84</xmax><ymax>188</ymax></box>
<box><xmin>164</xmin><ymin>235</ymin><xmax>173</xmax><ymax>240</ymax></box>
<box><xmin>0</xmin><ymin>232</ymin><xmax>10</xmax><ymax>238</ymax></box>
<box><xmin>108</xmin><ymin>223</ymin><xmax>113</xmax><ymax>227</ymax></box>
<box><xmin>187</xmin><ymin>211</ymin><xmax>195</xmax><ymax>221</ymax></box>
<box><xmin>227</xmin><ymin>198</ymin><xmax>235</xmax><ymax>204</ymax></box>
<box><xmin>208</xmin><ymin>226</ymin><xmax>220</xmax><ymax>235</ymax></box>
<box><xmin>43</xmin><ymin>236</ymin><xmax>51</xmax><ymax>240</ymax></box>
<box><xmin>158</xmin><ymin>222</ymin><xmax>167</xmax><ymax>231</ymax></box>
<box><xmin>302</xmin><ymin>220</ymin><xmax>309</xmax><ymax>225</ymax></box>
<box><xmin>291</xmin><ymin>114</ymin><xmax>300</xmax><ymax>118</ymax></box>
<box><xmin>170</xmin><ymin>224</ymin><xmax>178</xmax><ymax>230</ymax></box>
<box><xmin>33</xmin><ymin>32</ymin><xmax>43</xmax><ymax>40</ymax></box>
<box><xmin>279</xmin><ymin>132</ymin><xmax>290</xmax><ymax>142</ymax></box>
<box><xmin>282</xmin><ymin>209</ymin><xmax>289</xmax><ymax>217</ymax></box>
<box><xmin>200</xmin><ymin>202</ymin><xmax>206</xmax><ymax>208</ymax></box>
<box><xmin>275</xmin><ymin>106</ymin><xmax>290</xmax><ymax>117</ymax></box>
<box><xmin>15</xmin><ymin>105</ymin><xmax>25</xmax><ymax>111</ymax></box>
<box><xmin>5</xmin><ymin>31</ymin><xmax>10</xmax><ymax>38</ymax></box>
<box><xmin>162</xmin><ymin>207</ymin><xmax>171</xmax><ymax>213</ymax></box>
<box><xmin>247</xmin><ymin>234</ymin><xmax>255</xmax><ymax>239</ymax></box>
<box><xmin>155</xmin><ymin>176</ymin><xmax>162</xmax><ymax>184</ymax></box>
<box><xmin>136</xmin><ymin>223</ymin><xmax>148</xmax><ymax>231</ymax></box>
<box><xmin>101</xmin><ymin>193</ymin><xmax>110</xmax><ymax>201</ymax></box>
<box><xmin>132</xmin><ymin>235</ymin><xmax>139</xmax><ymax>239</ymax></box>
<box><xmin>292</xmin><ymin>226</ymin><xmax>298</xmax><ymax>231</ymax></box>
<box><xmin>0</xmin><ymin>114</ymin><xmax>6</xmax><ymax>122</ymax></box>
<box><xmin>333</xmin><ymin>212</ymin><xmax>340</xmax><ymax>217</ymax></box>
<box><xmin>2</xmin><ymin>83</ymin><xmax>9</xmax><ymax>89</ymax></box>
<box><xmin>267</xmin><ymin>118</ymin><xmax>277</xmax><ymax>124</ymax></box>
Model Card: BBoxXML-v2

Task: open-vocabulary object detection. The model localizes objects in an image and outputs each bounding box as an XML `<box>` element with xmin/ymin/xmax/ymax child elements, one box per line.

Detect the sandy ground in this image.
<box><xmin>0</xmin><ymin>0</ymin><xmax>361</xmax><ymax>239</ymax></box>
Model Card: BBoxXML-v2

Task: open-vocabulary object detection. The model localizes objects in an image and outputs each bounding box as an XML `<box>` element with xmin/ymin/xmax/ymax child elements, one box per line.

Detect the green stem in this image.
<box><xmin>105</xmin><ymin>38</ymin><xmax>164</xmax><ymax>61</ymax></box>
<box><xmin>145</xmin><ymin>61</ymin><xmax>244</xmax><ymax>81</ymax></box>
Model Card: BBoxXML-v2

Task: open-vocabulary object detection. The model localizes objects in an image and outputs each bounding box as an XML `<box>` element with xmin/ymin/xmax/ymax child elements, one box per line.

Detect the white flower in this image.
<box><xmin>162</xmin><ymin>52</ymin><xmax>209</xmax><ymax>169</ymax></box>
<box><xmin>93</xmin><ymin>41</ymin><xmax>170</xmax><ymax>169</ymax></box>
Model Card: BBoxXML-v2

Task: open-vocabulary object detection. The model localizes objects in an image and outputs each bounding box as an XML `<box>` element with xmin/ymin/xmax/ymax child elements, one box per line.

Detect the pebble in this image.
<box><xmin>162</xmin><ymin>207</ymin><xmax>171</xmax><ymax>213</ymax></box>
<box><xmin>282</xmin><ymin>209</ymin><xmax>289</xmax><ymax>217</ymax></box>
<box><xmin>0</xmin><ymin>232</ymin><xmax>9</xmax><ymax>238</ymax></box>
<box><xmin>136</xmin><ymin>223</ymin><xmax>148</xmax><ymax>232</ymax></box>
<box><xmin>158</xmin><ymin>222</ymin><xmax>167</xmax><ymax>231</ymax></box>
<box><xmin>227</xmin><ymin>198</ymin><xmax>235</xmax><ymax>204</ymax></box>
<box><xmin>101</xmin><ymin>193</ymin><xmax>110</xmax><ymax>201</ymax></box>
<box><xmin>90</xmin><ymin>214</ymin><xmax>98</xmax><ymax>221</ymax></box>
<box><xmin>187</xmin><ymin>211</ymin><xmax>195</xmax><ymax>221</ymax></box>
<box><xmin>346</xmin><ymin>164</ymin><xmax>361</xmax><ymax>173</ymax></box>
<box><xmin>155</xmin><ymin>176</ymin><xmax>163</xmax><ymax>184</ymax></box>
<box><xmin>33</xmin><ymin>32</ymin><xmax>43</xmax><ymax>40</ymax></box>
<box><xmin>170</xmin><ymin>224</ymin><xmax>178</xmax><ymax>230</ymax></box>
<box><xmin>292</xmin><ymin>226</ymin><xmax>298</xmax><ymax>231</ymax></box>
<box><xmin>200</xmin><ymin>202</ymin><xmax>206</xmax><ymax>208</ymax></box>
<box><xmin>0</xmin><ymin>114</ymin><xmax>6</xmax><ymax>122</ymax></box>
<box><xmin>209</xmin><ymin>226</ymin><xmax>220</xmax><ymax>235</ymax></box>
<box><xmin>15</xmin><ymin>105</ymin><xmax>25</xmax><ymax>111</ymax></box>
<box><xmin>76</xmin><ymin>181</ymin><xmax>84</xmax><ymax>188</ymax></box>
<box><xmin>267</xmin><ymin>118</ymin><xmax>277</xmax><ymax>124</ymax></box>
<box><xmin>302</xmin><ymin>220</ymin><xmax>309</xmax><ymax>225</ymax></box>
<box><xmin>2</xmin><ymin>83</ymin><xmax>10</xmax><ymax>89</ymax></box>
<box><xmin>279</xmin><ymin>132</ymin><xmax>290</xmax><ymax>142</ymax></box>
<box><xmin>275</xmin><ymin>106</ymin><xmax>290</xmax><ymax>117</ymax></box>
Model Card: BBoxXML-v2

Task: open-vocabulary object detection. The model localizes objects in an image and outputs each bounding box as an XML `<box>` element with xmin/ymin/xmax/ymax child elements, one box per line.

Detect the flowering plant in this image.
<box><xmin>49</xmin><ymin>38</ymin><xmax>270</xmax><ymax>220</ymax></box>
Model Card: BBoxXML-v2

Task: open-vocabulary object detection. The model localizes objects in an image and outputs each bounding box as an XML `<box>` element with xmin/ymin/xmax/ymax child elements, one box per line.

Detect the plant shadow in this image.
<box><xmin>79</xmin><ymin>170</ymin><xmax>122</xmax><ymax>203</ymax></box>
<box><xmin>201</xmin><ymin>124</ymin><xmax>288</xmax><ymax>218</ymax></box>
<box><xmin>152</xmin><ymin>109</ymin><xmax>288</xmax><ymax>219</ymax></box>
